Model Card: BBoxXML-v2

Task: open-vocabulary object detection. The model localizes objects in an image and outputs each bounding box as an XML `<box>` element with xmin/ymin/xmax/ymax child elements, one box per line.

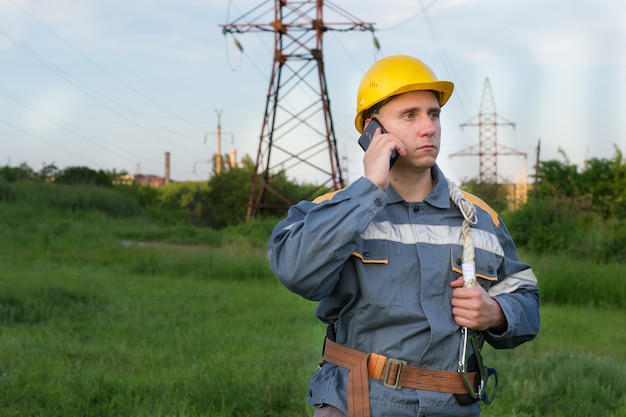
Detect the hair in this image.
<box><xmin>361</xmin><ymin>96</ymin><xmax>394</xmax><ymax>124</ymax></box>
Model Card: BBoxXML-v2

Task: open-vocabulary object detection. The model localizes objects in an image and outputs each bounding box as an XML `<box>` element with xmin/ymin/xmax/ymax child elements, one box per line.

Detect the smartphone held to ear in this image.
<box><xmin>357</xmin><ymin>118</ymin><xmax>399</xmax><ymax>168</ymax></box>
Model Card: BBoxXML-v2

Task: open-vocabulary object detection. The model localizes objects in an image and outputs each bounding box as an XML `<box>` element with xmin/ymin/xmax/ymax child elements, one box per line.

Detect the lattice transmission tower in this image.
<box><xmin>451</xmin><ymin>78</ymin><xmax>525</xmax><ymax>184</ymax></box>
<box><xmin>220</xmin><ymin>1</ymin><xmax>375</xmax><ymax>219</ymax></box>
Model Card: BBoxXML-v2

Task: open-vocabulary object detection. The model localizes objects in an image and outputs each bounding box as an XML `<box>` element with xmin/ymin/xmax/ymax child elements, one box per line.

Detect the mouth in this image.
<box><xmin>418</xmin><ymin>144</ymin><xmax>438</xmax><ymax>152</ymax></box>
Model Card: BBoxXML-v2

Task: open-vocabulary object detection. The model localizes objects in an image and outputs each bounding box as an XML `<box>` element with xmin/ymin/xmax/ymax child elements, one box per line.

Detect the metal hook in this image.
<box><xmin>458</xmin><ymin>328</ymin><xmax>498</xmax><ymax>403</ymax></box>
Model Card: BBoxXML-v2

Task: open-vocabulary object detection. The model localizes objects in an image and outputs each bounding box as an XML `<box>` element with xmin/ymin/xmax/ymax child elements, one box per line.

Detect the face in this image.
<box><xmin>369</xmin><ymin>90</ymin><xmax>441</xmax><ymax>171</ymax></box>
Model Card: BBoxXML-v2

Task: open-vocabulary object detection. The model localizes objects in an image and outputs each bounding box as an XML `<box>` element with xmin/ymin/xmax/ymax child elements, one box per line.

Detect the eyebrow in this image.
<box><xmin>397</xmin><ymin>105</ymin><xmax>441</xmax><ymax>115</ymax></box>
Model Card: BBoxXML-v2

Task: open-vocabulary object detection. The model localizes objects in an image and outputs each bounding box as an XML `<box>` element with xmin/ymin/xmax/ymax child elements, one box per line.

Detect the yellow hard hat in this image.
<box><xmin>354</xmin><ymin>55</ymin><xmax>454</xmax><ymax>132</ymax></box>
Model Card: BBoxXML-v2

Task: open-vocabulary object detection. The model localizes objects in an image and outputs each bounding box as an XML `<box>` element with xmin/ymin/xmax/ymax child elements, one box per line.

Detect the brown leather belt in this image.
<box><xmin>323</xmin><ymin>338</ymin><xmax>477</xmax><ymax>417</ymax></box>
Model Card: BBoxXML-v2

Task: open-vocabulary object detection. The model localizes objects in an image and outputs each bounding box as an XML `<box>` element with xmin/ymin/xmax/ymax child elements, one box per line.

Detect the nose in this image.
<box><xmin>419</xmin><ymin>114</ymin><xmax>437</xmax><ymax>137</ymax></box>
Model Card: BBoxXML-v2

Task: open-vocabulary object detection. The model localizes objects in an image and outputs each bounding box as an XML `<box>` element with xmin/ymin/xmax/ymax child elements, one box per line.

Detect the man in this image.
<box><xmin>267</xmin><ymin>55</ymin><xmax>540</xmax><ymax>417</ymax></box>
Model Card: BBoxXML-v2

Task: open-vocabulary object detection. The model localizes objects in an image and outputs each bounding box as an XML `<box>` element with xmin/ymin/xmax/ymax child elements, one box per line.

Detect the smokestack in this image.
<box><xmin>165</xmin><ymin>152</ymin><xmax>171</xmax><ymax>184</ymax></box>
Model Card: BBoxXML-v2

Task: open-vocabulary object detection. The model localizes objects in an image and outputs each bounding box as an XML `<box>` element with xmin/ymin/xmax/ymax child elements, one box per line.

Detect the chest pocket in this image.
<box><xmin>351</xmin><ymin>240</ymin><xmax>402</xmax><ymax>306</ymax></box>
<box><xmin>450</xmin><ymin>246</ymin><xmax>500</xmax><ymax>291</ymax></box>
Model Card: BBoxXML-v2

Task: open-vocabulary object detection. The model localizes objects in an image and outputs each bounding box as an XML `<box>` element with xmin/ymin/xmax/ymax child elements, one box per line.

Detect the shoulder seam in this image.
<box><xmin>312</xmin><ymin>189</ymin><xmax>342</xmax><ymax>204</ymax></box>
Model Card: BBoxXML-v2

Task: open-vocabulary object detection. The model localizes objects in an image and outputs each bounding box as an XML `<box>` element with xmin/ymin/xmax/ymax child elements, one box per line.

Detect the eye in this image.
<box><xmin>429</xmin><ymin>111</ymin><xmax>441</xmax><ymax>121</ymax></box>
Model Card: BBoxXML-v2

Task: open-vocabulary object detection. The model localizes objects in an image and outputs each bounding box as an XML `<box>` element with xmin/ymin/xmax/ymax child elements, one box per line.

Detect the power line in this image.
<box><xmin>0</xmin><ymin>29</ymin><xmax>199</xmax><ymax>161</ymax></box>
<box><xmin>376</xmin><ymin>0</ymin><xmax>440</xmax><ymax>32</ymax></box>
<box><xmin>0</xmin><ymin>116</ymin><xmax>104</xmax><ymax>169</ymax></box>
<box><xmin>7</xmin><ymin>0</ymin><xmax>206</xmax><ymax>138</ymax></box>
<box><xmin>0</xmin><ymin>85</ymin><xmax>164</xmax><ymax>170</ymax></box>
<box><xmin>419</xmin><ymin>0</ymin><xmax>475</xmax><ymax>119</ymax></box>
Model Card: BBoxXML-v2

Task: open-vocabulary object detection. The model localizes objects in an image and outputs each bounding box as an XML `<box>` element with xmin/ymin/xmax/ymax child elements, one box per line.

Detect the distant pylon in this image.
<box><xmin>451</xmin><ymin>78</ymin><xmax>525</xmax><ymax>184</ymax></box>
<box><xmin>220</xmin><ymin>1</ymin><xmax>376</xmax><ymax>220</ymax></box>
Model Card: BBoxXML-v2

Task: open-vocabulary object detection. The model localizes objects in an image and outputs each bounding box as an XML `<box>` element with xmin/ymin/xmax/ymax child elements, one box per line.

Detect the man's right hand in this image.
<box><xmin>362</xmin><ymin>127</ymin><xmax>406</xmax><ymax>190</ymax></box>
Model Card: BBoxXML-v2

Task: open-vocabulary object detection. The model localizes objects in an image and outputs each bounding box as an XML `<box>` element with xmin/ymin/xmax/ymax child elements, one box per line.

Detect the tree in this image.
<box><xmin>504</xmin><ymin>145</ymin><xmax>626</xmax><ymax>258</ymax></box>
<box><xmin>211</xmin><ymin>153</ymin><xmax>233</xmax><ymax>177</ymax></box>
<box><xmin>55</xmin><ymin>166</ymin><xmax>114</xmax><ymax>187</ymax></box>
<box><xmin>534</xmin><ymin>146</ymin><xmax>626</xmax><ymax>219</ymax></box>
<box><xmin>204</xmin><ymin>155</ymin><xmax>256</xmax><ymax>228</ymax></box>
<box><xmin>535</xmin><ymin>148</ymin><xmax>580</xmax><ymax>199</ymax></box>
<box><xmin>157</xmin><ymin>181</ymin><xmax>210</xmax><ymax>226</ymax></box>
<box><xmin>37</xmin><ymin>164</ymin><xmax>59</xmax><ymax>182</ymax></box>
<box><xmin>203</xmin><ymin>154</ymin><xmax>333</xmax><ymax>228</ymax></box>
<box><xmin>0</xmin><ymin>163</ymin><xmax>35</xmax><ymax>182</ymax></box>
<box><xmin>579</xmin><ymin>146</ymin><xmax>626</xmax><ymax>218</ymax></box>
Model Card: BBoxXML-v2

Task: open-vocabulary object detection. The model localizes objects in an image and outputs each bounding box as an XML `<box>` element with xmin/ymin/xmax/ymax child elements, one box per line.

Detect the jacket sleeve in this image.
<box><xmin>484</xmin><ymin>219</ymin><xmax>540</xmax><ymax>349</ymax></box>
<box><xmin>268</xmin><ymin>177</ymin><xmax>387</xmax><ymax>301</ymax></box>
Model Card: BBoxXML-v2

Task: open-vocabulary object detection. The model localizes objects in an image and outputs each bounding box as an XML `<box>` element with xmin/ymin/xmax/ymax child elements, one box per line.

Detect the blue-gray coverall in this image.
<box><xmin>268</xmin><ymin>164</ymin><xmax>540</xmax><ymax>417</ymax></box>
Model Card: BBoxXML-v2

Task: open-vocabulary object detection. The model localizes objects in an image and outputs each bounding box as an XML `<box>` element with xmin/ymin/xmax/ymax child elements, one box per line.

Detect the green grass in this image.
<box><xmin>522</xmin><ymin>251</ymin><xmax>626</xmax><ymax>309</ymax></box>
<box><xmin>0</xmin><ymin>265</ymin><xmax>323</xmax><ymax>417</ymax></box>
<box><xmin>481</xmin><ymin>305</ymin><xmax>626</xmax><ymax>417</ymax></box>
<box><xmin>2</xmin><ymin>268</ymin><xmax>625</xmax><ymax>416</ymax></box>
<box><xmin>0</xmin><ymin>185</ymin><xmax>625</xmax><ymax>416</ymax></box>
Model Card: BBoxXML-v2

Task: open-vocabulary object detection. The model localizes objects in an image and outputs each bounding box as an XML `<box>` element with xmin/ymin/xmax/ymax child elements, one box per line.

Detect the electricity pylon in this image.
<box><xmin>220</xmin><ymin>0</ymin><xmax>376</xmax><ymax>219</ymax></box>
<box><xmin>451</xmin><ymin>78</ymin><xmax>525</xmax><ymax>184</ymax></box>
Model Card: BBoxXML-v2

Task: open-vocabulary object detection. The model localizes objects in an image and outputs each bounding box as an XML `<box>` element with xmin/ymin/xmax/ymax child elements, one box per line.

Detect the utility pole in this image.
<box><xmin>534</xmin><ymin>138</ymin><xmax>541</xmax><ymax>201</ymax></box>
<box><xmin>451</xmin><ymin>78</ymin><xmax>525</xmax><ymax>184</ymax></box>
<box><xmin>215</xmin><ymin>109</ymin><xmax>223</xmax><ymax>175</ymax></box>
<box><xmin>202</xmin><ymin>110</ymin><xmax>234</xmax><ymax>177</ymax></box>
<box><xmin>220</xmin><ymin>0</ymin><xmax>377</xmax><ymax>220</ymax></box>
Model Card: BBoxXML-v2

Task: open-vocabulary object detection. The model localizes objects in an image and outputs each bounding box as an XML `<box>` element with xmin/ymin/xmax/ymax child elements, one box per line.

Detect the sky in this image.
<box><xmin>1</xmin><ymin>0</ymin><xmax>625</xmax><ymax>185</ymax></box>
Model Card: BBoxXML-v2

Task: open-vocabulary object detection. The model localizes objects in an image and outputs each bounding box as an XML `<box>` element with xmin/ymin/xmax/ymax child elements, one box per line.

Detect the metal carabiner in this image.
<box><xmin>457</xmin><ymin>326</ymin><xmax>470</xmax><ymax>374</ymax></box>
<box><xmin>458</xmin><ymin>327</ymin><xmax>479</xmax><ymax>400</ymax></box>
<box><xmin>457</xmin><ymin>327</ymin><xmax>498</xmax><ymax>403</ymax></box>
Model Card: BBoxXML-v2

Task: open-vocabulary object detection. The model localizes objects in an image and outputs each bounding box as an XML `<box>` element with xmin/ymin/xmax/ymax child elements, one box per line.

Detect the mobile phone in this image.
<box><xmin>357</xmin><ymin>118</ymin><xmax>399</xmax><ymax>168</ymax></box>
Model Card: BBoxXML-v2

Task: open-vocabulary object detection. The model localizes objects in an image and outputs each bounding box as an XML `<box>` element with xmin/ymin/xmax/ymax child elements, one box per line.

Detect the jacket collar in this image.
<box><xmin>384</xmin><ymin>164</ymin><xmax>452</xmax><ymax>209</ymax></box>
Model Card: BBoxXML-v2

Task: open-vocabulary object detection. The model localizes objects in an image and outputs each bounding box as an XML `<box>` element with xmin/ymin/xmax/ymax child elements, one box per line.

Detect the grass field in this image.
<box><xmin>1</xmin><ymin>184</ymin><xmax>625</xmax><ymax>416</ymax></box>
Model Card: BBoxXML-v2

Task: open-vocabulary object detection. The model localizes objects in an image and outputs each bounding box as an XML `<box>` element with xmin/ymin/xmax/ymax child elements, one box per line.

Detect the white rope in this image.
<box><xmin>448</xmin><ymin>181</ymin><xmax>497</xmax><ymax>400</ymax></box>
<box><xmin>448</xmin><ymin>180</ymin><xmax>478</xmax><ymax>288</ymax></box>
<box><xmin>448</xmin><ymin>180</ymin><xmax>477</xmax><ymax>226</ymax></box>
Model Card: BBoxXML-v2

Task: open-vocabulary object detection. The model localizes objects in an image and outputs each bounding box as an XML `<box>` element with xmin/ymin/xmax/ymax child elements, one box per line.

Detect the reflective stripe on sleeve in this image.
<box><xmin>488</xmin><ymin>268</ymin><xmax>538</xmax><ymax>297</ymax></box>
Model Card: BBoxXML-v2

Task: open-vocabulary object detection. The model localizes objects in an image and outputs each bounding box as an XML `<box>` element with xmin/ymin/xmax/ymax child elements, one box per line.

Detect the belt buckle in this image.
<box><xmin>382</xmin><ymin>358</ymin><xmax>407</xmax><ymax>389</ymax></box>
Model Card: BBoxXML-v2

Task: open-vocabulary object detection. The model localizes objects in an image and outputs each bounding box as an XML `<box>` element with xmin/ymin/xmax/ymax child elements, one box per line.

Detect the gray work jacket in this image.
<box><xmin>268</xmin><ymin>165</ymin><xmax>540</xmax><ymax>417</ymax></box>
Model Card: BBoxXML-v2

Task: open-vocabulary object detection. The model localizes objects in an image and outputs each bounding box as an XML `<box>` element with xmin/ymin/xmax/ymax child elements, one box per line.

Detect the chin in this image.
<box><xmin>415</xmin><ymin>157</ymin><xmax>437</xmax><ymax>169</ymax></box>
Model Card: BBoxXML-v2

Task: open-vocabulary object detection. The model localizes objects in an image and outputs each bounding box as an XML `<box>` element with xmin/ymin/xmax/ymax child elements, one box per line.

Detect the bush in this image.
<box><xmin>0</xmin><ymin>182</ymin><xmax>17</xmax><ymax>202</ymax></box>
<box><xmin>1</xmin><ymin>181</ymin><xmax>143</xmax><ymax>218</ymax></box>
<box><xmin>0</xmin><ymin>164</ymin><xmax>35</xmax><ymax>182</ymax></box>
<box><xmin>222</xmin><ymin>217</ymin><xmax>281</xmax><ymax>248</ymax></box>
<box><xmin>504</xmin><ymin>196</ymin><xmax>626</xmax><ymax>263</ymax></box>
<box><xmin>504</xmin><ymin>196</ymin><xmax>591</xmax><ymax>254</ymax></box>
<box><xmin>568</xmin><ymin>216</ymin><xmax>626</xmax><ymax>263</ymax></box>
<box><xmin>117</xmin><ymin>182</ymin><xmax>205</xmax><ymax>226</ymax></box>
<box><xmin>54</xmin><ymin>166</ymin><xmax>114</xmax><ymax>186</ymax></box>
